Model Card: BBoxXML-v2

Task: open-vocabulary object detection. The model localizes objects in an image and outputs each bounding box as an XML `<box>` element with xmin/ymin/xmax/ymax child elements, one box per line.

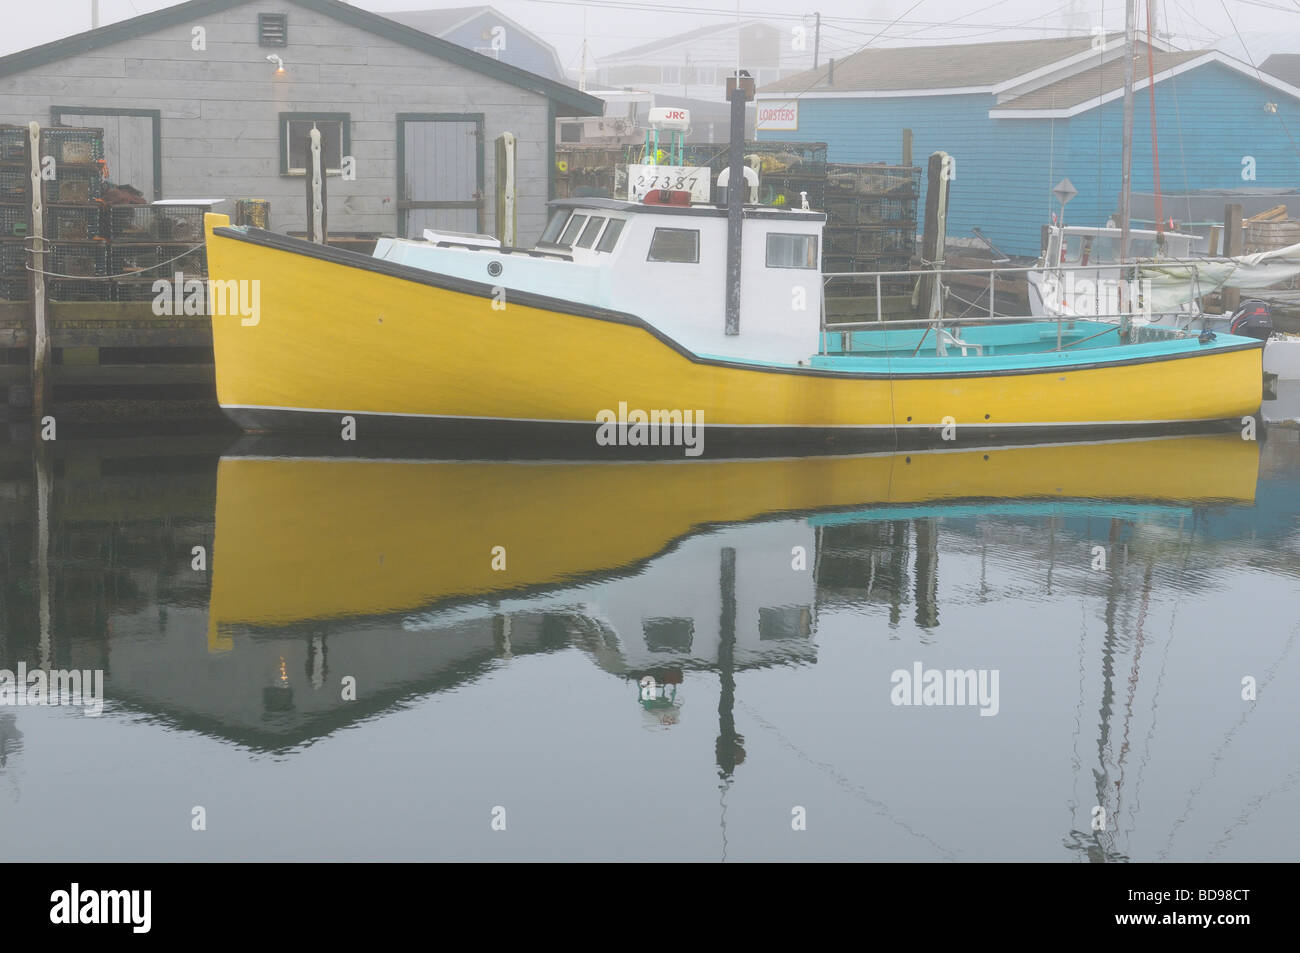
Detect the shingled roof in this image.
<box><xmin>994</xmin><ymin>46</ymin><xmax>1205</xmax><ymax>110</ymax></box>
<box><xmin>758</xmin><ymin>33</ymin><xmax>1120</xmax><ymax>94</ymax></box>
<box><xmin>0</xmin><ymin>0</ymin><xmax>600</xmax><ymax>114</ymax></box>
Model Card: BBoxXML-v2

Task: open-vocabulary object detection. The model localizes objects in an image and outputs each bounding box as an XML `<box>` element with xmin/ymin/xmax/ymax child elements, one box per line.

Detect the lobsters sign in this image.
<box><xmin>756</xmin><ymin>101</ymin><xmax>798</xmax><ymax>131</ymax></box>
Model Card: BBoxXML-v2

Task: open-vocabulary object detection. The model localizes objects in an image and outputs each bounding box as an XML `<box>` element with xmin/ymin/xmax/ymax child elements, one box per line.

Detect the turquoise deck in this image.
<box><xmin>805</xmin><ymin>320</ymin><xmax>1257</xmax><ymax>375</ymax></box>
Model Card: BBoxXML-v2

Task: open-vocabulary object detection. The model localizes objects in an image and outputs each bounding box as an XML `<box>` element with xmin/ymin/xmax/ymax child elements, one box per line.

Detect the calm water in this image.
<box><xmin>0</xmin><ymin>426</ymin><xmax>1297</xmax><ymax>862</ymax></box>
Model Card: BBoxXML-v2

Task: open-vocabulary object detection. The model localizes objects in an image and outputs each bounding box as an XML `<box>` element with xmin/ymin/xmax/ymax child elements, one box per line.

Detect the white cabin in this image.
<box><xmin>372</xmin><ymin>195</ymin><xmax>827</xmax><ymax>366</ymax></box>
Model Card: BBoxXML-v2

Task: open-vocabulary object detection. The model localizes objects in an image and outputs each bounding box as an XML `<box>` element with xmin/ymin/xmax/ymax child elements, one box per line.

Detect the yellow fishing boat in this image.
<box><xmin>203</xmin><ymin>188</ymin><xmax>1263</xmax><ymax>451</ymax></box>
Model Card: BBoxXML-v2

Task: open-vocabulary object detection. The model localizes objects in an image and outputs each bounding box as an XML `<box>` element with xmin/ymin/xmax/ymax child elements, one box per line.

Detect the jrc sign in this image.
<box><xmin>648</xmin><ymin>107</ymin><xmax>690</xmax><ymax>130</ymax></box>
<box><xmin>756</xmin><ymin>102</ymin><xmax>798</xmax><ymax>132</ymax></box>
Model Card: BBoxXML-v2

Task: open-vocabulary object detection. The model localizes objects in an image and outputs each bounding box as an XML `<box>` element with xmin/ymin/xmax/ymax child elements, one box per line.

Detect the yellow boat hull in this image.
<box><xmin>204</xmin><ymin>215</ymin><xmax>1263</xmax><ymax>443</ymax></box>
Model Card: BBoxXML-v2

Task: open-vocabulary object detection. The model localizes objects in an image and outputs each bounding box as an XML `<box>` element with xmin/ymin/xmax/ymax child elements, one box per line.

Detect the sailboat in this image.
<box><xmin>1027</xmin><ymin>2</ymin><xmax>1300</xmax><ymax>381</ymax></box>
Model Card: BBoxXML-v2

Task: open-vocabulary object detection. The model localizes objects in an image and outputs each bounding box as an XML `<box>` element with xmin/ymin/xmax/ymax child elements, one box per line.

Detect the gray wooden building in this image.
<box><xmin>0</xmin><ymin>0</ymin><xmax>600</xmax><ymax>242</ymax></box>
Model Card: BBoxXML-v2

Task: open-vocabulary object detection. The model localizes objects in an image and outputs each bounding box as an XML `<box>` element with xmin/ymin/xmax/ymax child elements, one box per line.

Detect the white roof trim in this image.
<box><xmin>755</xmin><ymin>86</ymin><xmax>994</xmax><ymax>101</ymax></box>
<box><xmin>988</xmin><ymin>50</ymin><xmax>1300</xmax><ymax>119</ymax></box>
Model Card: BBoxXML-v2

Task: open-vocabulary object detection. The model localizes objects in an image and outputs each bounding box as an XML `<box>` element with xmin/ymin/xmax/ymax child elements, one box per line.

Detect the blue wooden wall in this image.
<box><xmin>443</xmin><ymin>12</ymin><xmax>562</xmax><ymax>81</ymax></box>
<box><xmin>759</xmin><ymin>60</ymin><xmax>1300</xmax><ymax>257</ymax></box>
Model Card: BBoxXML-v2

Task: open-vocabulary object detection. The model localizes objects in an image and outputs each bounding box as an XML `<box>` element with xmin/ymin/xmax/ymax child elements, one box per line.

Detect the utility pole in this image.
<box><xmin>813</xmin><ymin>12</ymin><xmax>821</xmax><ymax>70</ymax></box>
<box><xmin>579</xmin><ymin>10</ymin><xmax>588</xmax><ymax>92</ymax></box>
<box><xmin>1118</xmin><ymin>0</ymin><xmax>1136</xmax><ymax>337</ymax></box>
<box><xmin>91</xmin><ymin>0</ymin><xmax>100</xmax><ymax>28</ymax></box>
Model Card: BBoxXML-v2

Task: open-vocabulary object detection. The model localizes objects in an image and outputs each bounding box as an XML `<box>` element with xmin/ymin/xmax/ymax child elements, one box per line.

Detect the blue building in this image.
<box><xmin>387</xmin><ymin>6</ymin><xmax>567</xmax><ymax>82</ymax></box>
<box><xmin>756</xmin><ymin>34</ymin><xmax>1300</xmax><ymax>257</ymax></box>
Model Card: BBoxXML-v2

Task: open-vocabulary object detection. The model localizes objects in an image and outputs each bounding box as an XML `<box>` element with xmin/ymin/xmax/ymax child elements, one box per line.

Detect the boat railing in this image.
<box><xmin>819</xmin><ymin>259</ymin><xmax>1208</xmax><ymax>355</ymax></box>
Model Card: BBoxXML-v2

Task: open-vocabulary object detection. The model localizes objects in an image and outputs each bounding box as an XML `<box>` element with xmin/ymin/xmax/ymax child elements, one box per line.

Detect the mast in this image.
<box><xmin>1119</xmin><ymin>0</ymin><xmax>1136</xmax><ymax>336</ymax></box>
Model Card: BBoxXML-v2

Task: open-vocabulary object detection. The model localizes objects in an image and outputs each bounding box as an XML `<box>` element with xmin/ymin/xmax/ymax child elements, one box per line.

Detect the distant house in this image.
<box><xmin>0</xmin><ymin>0</ymin><xmax>600</xmax><ymax>241</ymax></box>
<box><xmin>385</xmin><ymin>6</ymin><xmax>568</xmax><ymax>82</ymax></box>
<box><xmin>596</xmin><ymin>19</ymin><xmax>814</xmax><ymax>103</ymax></box>
<box><xmin>558</xmin><ymin>89</ymin><xmax>753</xmax><ymax>148</ymax></box>
<box><xmin>756</xmin><ymin>34</ymin><xmax>1300</xmax><ymax>256</ymax></box>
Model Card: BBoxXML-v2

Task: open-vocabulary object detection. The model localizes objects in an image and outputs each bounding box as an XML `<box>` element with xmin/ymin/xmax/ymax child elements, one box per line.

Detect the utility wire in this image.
<box><xmin>1217</xmin><ymin>0</ymin><xmax>1300</xmax><ymax>159</ymax></box>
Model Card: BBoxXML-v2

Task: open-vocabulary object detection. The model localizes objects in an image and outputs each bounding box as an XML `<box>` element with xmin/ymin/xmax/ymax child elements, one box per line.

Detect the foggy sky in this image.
<box><xmin>1</xmin><ymin>1</ymin><xmax>1294</xmax><ymax>77</ymax></box>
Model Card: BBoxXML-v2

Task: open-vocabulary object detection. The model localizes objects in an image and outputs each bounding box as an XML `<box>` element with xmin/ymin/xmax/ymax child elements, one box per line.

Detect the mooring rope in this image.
<box><xmin>22</xmin><ymin>240</ymin><xmax>206</xmax><ymax>281</ymax></box>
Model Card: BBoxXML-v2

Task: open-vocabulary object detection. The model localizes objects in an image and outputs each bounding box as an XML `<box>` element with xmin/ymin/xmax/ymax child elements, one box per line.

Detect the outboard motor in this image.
<box><xmin>1228</xmin><ymin>299</ymin><xmax>1274</xmax><ymax>341</ymax></box>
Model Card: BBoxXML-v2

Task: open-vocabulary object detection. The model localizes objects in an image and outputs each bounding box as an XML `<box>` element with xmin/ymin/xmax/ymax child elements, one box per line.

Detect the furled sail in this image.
<box><xmin>1138</xmin><ymin>241</ymin><xmax>1300</xmax><ymax>313</ymax></box>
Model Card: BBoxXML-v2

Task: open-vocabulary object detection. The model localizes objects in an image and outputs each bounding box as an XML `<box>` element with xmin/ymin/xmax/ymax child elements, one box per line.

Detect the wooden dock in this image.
<box><xmin>0</xmin><ymin>298</ymin><xmax>218</xmax><ymax>426</ymax></box>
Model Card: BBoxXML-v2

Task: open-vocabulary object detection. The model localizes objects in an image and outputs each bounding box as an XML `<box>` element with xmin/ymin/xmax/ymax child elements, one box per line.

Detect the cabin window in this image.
<box><xmin>281</xmin><ymin>113</ymin><xmax>349</xmax><ymax>176</ymax></box>
<box><xmin>766</xmin><ymin>233</ymin><xmax>818</xmax><ymax>269</ymax></box>
<box><xmin>539</xmin><ymin>209</ymin><xmax>569</xmax><ymax>244</ymax></box>
<box><xmin>647</xmin><ymin>227</ymin><xmax>699</xmax><ymax>263</ymax></box>
<box><xmin>596</xmin><ymin>218</ymin><xmax>625</xmax><ymax>252</ymax></box>
<box><xmin>558</xmin><ymin>214</ymin><xmax>588</xmax><ymax>246</ymax></box>
<box><xmin>576</xmin><ymin>215</ymin><xmax>606</xmax><ymax>249</ymax></box>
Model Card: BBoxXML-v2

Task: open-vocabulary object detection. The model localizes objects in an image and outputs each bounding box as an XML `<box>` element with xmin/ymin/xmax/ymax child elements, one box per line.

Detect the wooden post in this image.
<box><xmin>902</xmin><ymin>128</ymin><xmax>913</xmax><ymax>168</ymax></box>
<box><xmin>1223</xmin><ymin>202</ymin><xmax>1243</xmax><ymax>313</ymax></box>
<box><xmin>1207</xmin><ymin>224</ymin><xmax>1222</xmax><ymax>256</ymax></box>
<box><xmin>34</xmin><ymin>445</ymin><xmax>52</xmax><ymax>670</ymax></box>
<box><xmin>305</xmin><ymin>127</ymin><xmax>327</xmax><ymax>244</ymax></box>
<box><xmin>495</xmin><ymin>133</ymin><xmax>517</xmax><ymax>246</ymax></box>
<box><xmin>917</xmin><ymin>152</ymin><xmax>951</xmax><ymax>325</ymax></box>
<box><xmin>27</xmin><ymin>121</ymin><xmax>50</xmax><ymax>420</ymax></box>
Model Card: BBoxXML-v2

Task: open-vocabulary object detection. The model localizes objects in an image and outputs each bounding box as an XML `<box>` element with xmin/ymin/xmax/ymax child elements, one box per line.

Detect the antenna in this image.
<box><xmin>579</xmin><ymin>8</ymin><xmax>587</xmax><ymax>93</ymax></box>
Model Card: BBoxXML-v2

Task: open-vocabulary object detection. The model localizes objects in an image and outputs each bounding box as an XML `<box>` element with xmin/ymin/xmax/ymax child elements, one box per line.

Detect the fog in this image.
<box><xmin>2</xmin><ymin>0</ymin><xmax>1296</xmax><ymax>78</ymax></box>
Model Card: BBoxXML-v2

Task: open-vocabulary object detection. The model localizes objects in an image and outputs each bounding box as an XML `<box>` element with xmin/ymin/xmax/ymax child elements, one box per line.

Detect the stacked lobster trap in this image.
<box><xmin>0</xmin><ymin>124</ymin><xmax>209</xmax><ymax>304</ymax></box>
<box><xmin>0</xmin><ymin>125</ymin><xmax>35</xmax><ymax>302</ymax></box>
<box><xmin>108</xmin><ymin>204</ymin><xmax>209</xmax><ymax>302</ymax></box>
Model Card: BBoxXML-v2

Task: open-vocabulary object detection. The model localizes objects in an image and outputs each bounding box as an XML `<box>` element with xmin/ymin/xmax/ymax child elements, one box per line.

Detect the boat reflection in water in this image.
<box><xmin>206</xmin><ymin>432</ymin><xmax>1259</xmax><ymax>763</ymax></box>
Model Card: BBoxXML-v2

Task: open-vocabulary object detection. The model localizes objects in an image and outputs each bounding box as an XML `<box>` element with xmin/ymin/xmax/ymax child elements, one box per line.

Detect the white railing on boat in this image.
<box><xmin>821</xmin><ymin>260</ymin><xmax>1206</xmax><ymax>327</ymax></box>
<box><xmin>818</xmin><ymin>260</ymin><xmax>1209</xmax><ymax>355</ymax></box>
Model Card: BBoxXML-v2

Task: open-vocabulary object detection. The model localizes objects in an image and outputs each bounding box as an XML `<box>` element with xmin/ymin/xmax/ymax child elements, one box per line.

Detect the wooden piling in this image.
<box><xmin>1223</xmin><ymin>202</ymin><xmax>1243</xmax><ymax>314</ymax></box>
<box><xmin>917</xmin><ymin>152</ymin><xmax>951</xmax><ymax>320</ymax></box>
<box><xmin>27</xmin><ymin>121</ymin><xmax>50</xmax><ymax>419</ymax></box>
<box><xmin>495</xmin><ymin>133</ymin><xmax>517</xmax><ymax>246</ymax></box>
<box><xmin>305</xmin><ymin>127</ymin><xmax>327</xmax><ymax>244</ymax></box>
